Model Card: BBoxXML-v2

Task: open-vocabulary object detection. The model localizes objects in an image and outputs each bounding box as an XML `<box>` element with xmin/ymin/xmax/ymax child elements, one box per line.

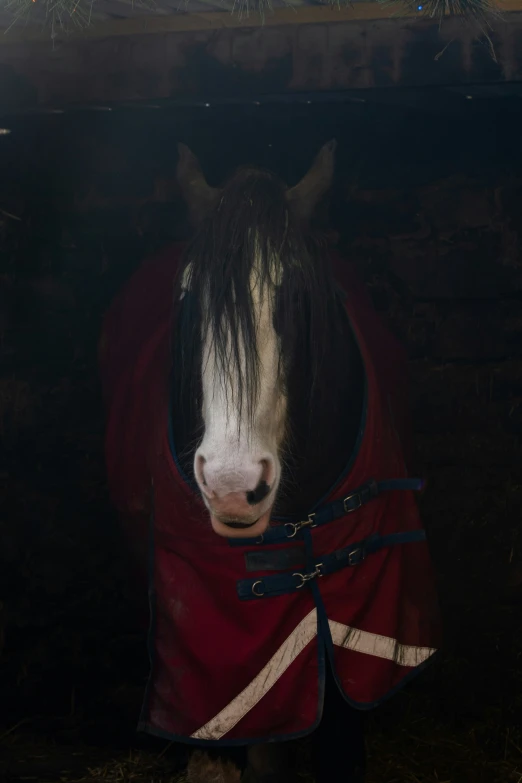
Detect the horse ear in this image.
<box><xmin>286</xmin><ymin>139</ymin><xmax>337</xmax><ymax>221</ymax></box>
<box><xmin>177</xmin><ymin>143</ymin><xmax>221</xmax><ymax>226</ymax></box>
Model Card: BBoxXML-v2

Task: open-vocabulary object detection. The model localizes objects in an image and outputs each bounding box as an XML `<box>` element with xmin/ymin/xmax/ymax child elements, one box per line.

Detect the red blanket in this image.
<box><xmin>100</xmin><ymin>243</ymin><xmax>441</xmax><ymax>746</ymax></box>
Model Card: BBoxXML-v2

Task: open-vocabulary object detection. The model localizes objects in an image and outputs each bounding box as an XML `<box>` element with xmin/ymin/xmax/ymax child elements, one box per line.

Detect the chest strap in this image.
<box><xmin>229</xmin><ymin>478</ymin><xmax>424</xmax><ymax>548</ymax></box>
<box><xmin>236</xmin><ymin>530</ymin><xmax>426</xmax><ymax>601</ymax></box>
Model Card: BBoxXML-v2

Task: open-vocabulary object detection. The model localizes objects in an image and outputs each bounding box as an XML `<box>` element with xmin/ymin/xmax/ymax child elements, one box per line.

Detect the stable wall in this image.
<box><xmin>0</xmin><ymin>10</ymin><xmax>522</xmax><ymax>110</ymax></box>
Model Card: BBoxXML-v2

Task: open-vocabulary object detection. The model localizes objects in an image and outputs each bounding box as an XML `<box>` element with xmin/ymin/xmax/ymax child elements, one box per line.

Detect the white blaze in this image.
<box><xmin>193</xmin><ymin>254</ymin><xmax>286</xmax><ymax>532</ymax></box>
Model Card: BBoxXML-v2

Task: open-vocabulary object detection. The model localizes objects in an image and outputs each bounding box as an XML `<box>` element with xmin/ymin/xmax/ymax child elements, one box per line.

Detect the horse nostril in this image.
<box><xmin>246</xmin><ymin>458</ymin><xmax>275</xmax><ymax>504</ymax></box>
<box><xmin>246</xmin><ymin>480</ymin><xmax>271</xmax><ymax>506</ymax></box>
<box><xmin>260</xmin><ymin>458</ymin><xmax>275</xmax><ymax>486</ymax></box>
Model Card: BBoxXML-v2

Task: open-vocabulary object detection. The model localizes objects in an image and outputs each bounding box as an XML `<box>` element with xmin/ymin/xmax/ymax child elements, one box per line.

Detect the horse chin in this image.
<box><xmin>210</xmin><ymin>509</ymin><xmax>272</xmax><ymax>539</ymax></box>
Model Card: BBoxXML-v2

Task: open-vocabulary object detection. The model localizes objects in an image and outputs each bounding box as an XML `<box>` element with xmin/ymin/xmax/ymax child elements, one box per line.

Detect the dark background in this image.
<box><xmin>1</xmin><ymin>90</ymin><xmax>522</xmax><ymax>782</ymax></box>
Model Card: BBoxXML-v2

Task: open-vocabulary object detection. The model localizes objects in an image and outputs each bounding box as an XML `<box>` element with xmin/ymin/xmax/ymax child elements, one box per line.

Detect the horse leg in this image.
<box><xmin>187</xmin><ymin>749</ymin><xmax>245</xmax><ymax>783</ymax></box>
<box><xmin>311</xmin><ymin>662</ymin><xmax>366</xmax><ymax>783</ymax></box>
<box><xmin>243</xmin><ymin>742</ymin><xmax>298</xmax><ymax>783</ymax></box>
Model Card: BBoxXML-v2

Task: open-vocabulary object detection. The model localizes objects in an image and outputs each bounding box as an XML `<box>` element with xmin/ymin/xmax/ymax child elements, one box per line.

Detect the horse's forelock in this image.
<box><xmin>174</xmin><ymin>166</ymin><xmax>338</xmax><ymax>434</ymax></box>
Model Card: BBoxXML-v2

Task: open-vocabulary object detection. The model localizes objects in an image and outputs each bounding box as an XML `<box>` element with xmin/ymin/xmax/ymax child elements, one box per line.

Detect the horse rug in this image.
<box><xmin>100</xmin><ymin>243</ymin><xmax>442</xmax><ymax>746</ymax></box>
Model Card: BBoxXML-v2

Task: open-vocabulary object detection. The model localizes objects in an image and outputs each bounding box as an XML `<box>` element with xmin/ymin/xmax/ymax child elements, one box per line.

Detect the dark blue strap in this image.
<box><xmin>236</xmin><ymin>530</ymin><xmax>426</xmax><ymax>600</ymax></box>
<box><xmin>229</xmin><ymin>478</ymin><xmax>425</xmax><ymax>548</ymax></box>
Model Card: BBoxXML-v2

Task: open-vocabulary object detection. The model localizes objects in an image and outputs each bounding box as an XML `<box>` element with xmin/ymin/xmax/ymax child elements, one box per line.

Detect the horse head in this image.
<box><xmin>175</xmin><ymin>140</ymin><xmax>337</xmax><ymax>538</ymax></box>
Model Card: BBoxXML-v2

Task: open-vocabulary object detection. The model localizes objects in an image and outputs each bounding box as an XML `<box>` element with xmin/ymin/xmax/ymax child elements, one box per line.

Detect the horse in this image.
<box><xmin>100</xmin><ymin>140</ymin><xmax>441</xmax><ymax>783</ymax></box>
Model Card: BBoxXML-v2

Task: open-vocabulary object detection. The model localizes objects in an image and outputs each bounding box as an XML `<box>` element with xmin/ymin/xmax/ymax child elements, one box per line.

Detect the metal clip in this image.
<box><xmin>343</xmin><ymin>492</ymin><xmax>362</xmax><ymax>514</ymax></box>
<box><xmin>285</xmin><ymin>513</ymin><xmax>317</xmax><ymax>539</ymax></box>
<box><xmin>252</xmin><ymin>580</ymin><xmax>266</xmax><ymax>597</ymax></box>
<box><xmin>293</xmin><ymin>562</ymin><xmax>324</xmax><ymax>589</ymax></box>
<box><xmin>347</xmin><ymin>547</ymin><xmax>364</xmax><ymax>566</ymax></box>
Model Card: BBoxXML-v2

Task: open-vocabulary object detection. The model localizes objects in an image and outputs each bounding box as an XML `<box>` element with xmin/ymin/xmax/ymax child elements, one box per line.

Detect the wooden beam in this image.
<box><xmin>0</xmin><ymin>0</ymin><xmax>520</xmax><ymax>43</ymax></box>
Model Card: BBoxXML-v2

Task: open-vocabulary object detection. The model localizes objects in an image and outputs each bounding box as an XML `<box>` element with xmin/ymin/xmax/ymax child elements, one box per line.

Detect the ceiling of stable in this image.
<box><xmin>0</xmin><ymin>0</ymin><xmax>413</xmax><ymax>36</ymax></box>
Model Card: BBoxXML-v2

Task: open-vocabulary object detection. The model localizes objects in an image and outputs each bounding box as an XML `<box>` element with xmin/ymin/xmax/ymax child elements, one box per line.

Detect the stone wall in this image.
<box><xmin>339</xmin><ymin>178</ymin><xmax>522</xmax><ymax>588</ymax></box>
<box><xmin>346</xmin><ymin>180</ymin><xmax>522</xmax><ymax>360</ymax></box>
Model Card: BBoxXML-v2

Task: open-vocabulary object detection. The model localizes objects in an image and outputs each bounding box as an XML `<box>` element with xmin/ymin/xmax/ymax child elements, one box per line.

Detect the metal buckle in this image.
<box><xmin>285</xmin><ymin>513</ymin><xmax>317</xmax><ymax>539</ymax></box>
<box><xmin>293</xmin><ymin>562</ymin><xmax>324</xmax><ymax>589</ymax></box>
<box><xmin>347</xmin><ymin>547</ymin><xmax>364</xmax><ymax>566</ymax></box>
<box><xmin>285</xmin><ymin>523</ymin><xmax>299</xmax><ymax>539</ymax></box>
<box><xmin>252</xmin><ymin>580</ymin><xmax>266</xmax><ymax>597</ymax></box>
<box><xmin>343</xmin><ymin>492</ymin><xmax>362</xmax><ymax>514</ymax></box>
